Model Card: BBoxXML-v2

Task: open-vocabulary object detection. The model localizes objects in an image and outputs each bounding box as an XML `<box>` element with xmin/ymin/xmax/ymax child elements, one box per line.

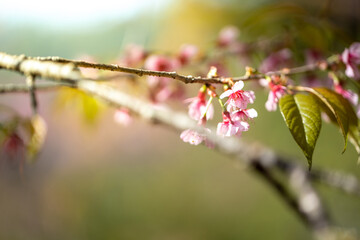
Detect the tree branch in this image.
<box><xmin>0</xmin><ymin>52</ymin><xmax>357</xmax><ymax>239</ymax></box>
<box><xmin>311</xmin><ymin>169</ymin><xmax>360</xmax><ymax>197</ymax></box>
<box><xmin>0</xmin><ymin>82</ymin><xmax>71</xmax><ymax>94</ymax></box>
<box><xmin>31</xmin><ymin>53</ymin><xmax>325</xmax><ymax>84</ymax></box>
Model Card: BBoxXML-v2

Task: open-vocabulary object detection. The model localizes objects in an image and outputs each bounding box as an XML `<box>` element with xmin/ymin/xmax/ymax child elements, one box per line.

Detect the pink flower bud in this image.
<box><xmin>260</xmin><ymin>49</ymin><xmax>292</xmax><ymax>73</ymax></box>
<box><xmin>334</xmin><ymin>83</ymin><xmax>358</xmax><ymax>106</ymax></box>
<box><xmin>114</xmin><ymin>108</ymin><xmax>132</xmax><ymax>126</ymax></box>
<box><xmin>121</xmin><ymin>44</ymin><xmax>147</xmax><ymax>67</ymax></box>
<box><xmin>178</xmin><ymin>44</ymin><xmax>198</xmax><ymax>66</ymax></box>
<box><xmin>217</xmin><ymin>26</ymin><xmax>239</xmax><ymax>47</ymax></box>
<box><xmin>265</xmin><ymin>82</ymin><xmax>287</xmax><ymax>112</ymax></box>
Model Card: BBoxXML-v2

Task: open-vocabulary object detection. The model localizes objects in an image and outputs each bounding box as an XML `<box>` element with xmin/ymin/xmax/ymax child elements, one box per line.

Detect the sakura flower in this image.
<box><xmin>178</xmin><ymin>44</ymin><xmax>198</xmax><ymax>66</ymax></box>
<box><xmin>260</xmin><ymin>49</ymin><xmax>292</xmax><ymax>73</ymax></box>
<box><xmin>220</xmin><ymin>81</ymin><xmax>255</xmax><ymax>110</ymax></box>
<box><xmin>342</xmin><ymin>42</ymin><xmax>360</xmax><ymax>80</ymax></box>
<box><xmin>180</xmin><ymin>129</ymin><xmax>214</xmax><ymax>148</ymax></box>
<box><xmin>114</xmin><ymin>108</ymin><xmax>132</xmax><ymax>126</ymax></box>
<box><xmin>121</xmin><ymin>44</ymin><xmax>147</xmax><ymax>67</ymax></box>
<box><xmin>180</xmin><ymin>129</ymin><xmax>204</xmax><ymax>145</ymax></box>
<box><xmin>305</xmin><ymin>49</ymin><xmax>324</xmax><ymax>65</ymax></box>
<box><xmin>265</xmin><ymin>82</ymin><xmax>287</xmax><ymax>112</ymax></box>
<box><xmin>144</xmin><ymin>55</ymin><xmax>179</xmax><ymax>86</ymax></box>
<box><xmin>217</xmin><ymin>112</ymin><xmax>249</xmax><ymax>137</ymax></box>
<box><xmin>259</xmin><ymin>78</ymin><xmax>269</xmax><ymax>87</ymax></box>
<box><xmin>334</xmin><ymin>83</ymin><xmax>358</xmax><ymax>106</ymax></box>
<box><xmin>153</xmin><ymin>86</ymin><xmax>172</xmax><ymax>103</ymax></box>
<box><xmin>231</xmin><ymin>108</ymin><xmax>258</xmax><ymax>123</ymax></box>
<box><xmin>217</xmin><ymin>26</ymin><xmax>239</xmax><ymax>47</ymax></box>
<box><xmin>186</xmin><ymin>91</ymin><xmax>214</xmax><ymax>121</ymax></box>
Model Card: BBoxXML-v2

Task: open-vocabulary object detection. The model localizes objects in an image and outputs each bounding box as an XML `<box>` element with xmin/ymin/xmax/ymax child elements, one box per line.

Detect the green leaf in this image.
<box><xmin>279</xmin><ymin>94</ymin><xmax>322</xmax><ymax>169</ymax></box>
<box><xmin>55</xmin><ymin>88</ymin><xmax>105</xmax><ymax>124</ymax></box>
<box><xmin>312</xmin><ymin>87</ymin><xmax>360</xmax><ymax>160</ymax></box>
<box><xmin>349</xmin><ymin>125</ymin><xmax>360</xmax><ymax>163</ymax></box>
<box><xmin>310</xmin><ymin>88</ymin><xmax>358</xmax><ymax>152</ymax></box>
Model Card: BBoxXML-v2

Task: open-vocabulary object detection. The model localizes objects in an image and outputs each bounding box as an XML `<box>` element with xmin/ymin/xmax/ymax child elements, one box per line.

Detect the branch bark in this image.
<box><xmin>31</xmin><ymin>54</ymin><xmax>323</xmax><ymax>84</ymax></box>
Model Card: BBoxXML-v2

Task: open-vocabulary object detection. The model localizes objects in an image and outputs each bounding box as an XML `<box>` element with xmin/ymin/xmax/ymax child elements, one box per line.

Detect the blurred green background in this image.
<box><xmin>0</xmin><ymin>0</ymin><xmax>360</xmax><ymax>239</ymax></box>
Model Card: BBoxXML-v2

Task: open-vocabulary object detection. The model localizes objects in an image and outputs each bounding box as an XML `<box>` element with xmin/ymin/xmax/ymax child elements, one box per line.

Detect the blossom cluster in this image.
<box><xmin>112</xmin><ymin>27</ymin><xmax>360</xmax><ymax>149</ymax></box>
<box><xmin>180</xmin><ymin>80</ymin><xmax>257</xmax><ymax>147</ymax></box>
<box><xmin>180</xmin><ymin>86</ymin><xmax>215</xmax><ymax>147</ymax></box>
<box><xmin>217</xmin><ymin>81</ymin><xmax>257</xmax><ymax>137</ymax></box>
<box><xmin>336</xmin><ymin>42</ymin><xmax>360</xmax><ymax>116</ymax></box>
<box><xmin>342</xmin><ymin>42</ymin><xmax>360</xmax><ymax>80</ymax></box>
<box><xmin>144</xmin><ymin>44</ymin><xmax>198</xmax><ymax>103</ymax></box>
<box><xmin>114</xmin><ymin>44</ymin><xmax>199</xmax><ymax>125</ymax></box>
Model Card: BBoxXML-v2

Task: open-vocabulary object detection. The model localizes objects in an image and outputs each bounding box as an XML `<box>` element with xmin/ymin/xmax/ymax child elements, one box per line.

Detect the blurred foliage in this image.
<box><xmin>54</xmin><ymin>87</ymin><xmax>106</xmax><ymax>125</ymax></box>
<box><xmin>0</xmin><ymin>107</ymin><xmax>47</xmax><ymax>172</ymax></box>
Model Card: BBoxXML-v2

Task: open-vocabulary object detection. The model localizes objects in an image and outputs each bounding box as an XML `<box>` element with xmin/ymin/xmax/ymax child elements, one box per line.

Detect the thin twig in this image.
<box><xmin>0</xmin><ymin>82</ymin><xmax>71</xmax><ymax>94</ymax></box>
<box><xmin>31</xmin><ymin>54</ymin><xmax>322</xmax><ymax>84</ymax></box>
<box><xmin>26</xmin><ymin>75</ymin><xmax>38</xmax><ymax>115</ymax></box>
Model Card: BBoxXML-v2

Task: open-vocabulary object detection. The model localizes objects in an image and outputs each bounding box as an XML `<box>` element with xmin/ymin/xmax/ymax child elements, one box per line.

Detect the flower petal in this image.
<box><xmin>246</xmin><ymin>108</ymin><xmax>258</xmax><ymax>118</ymax></box>
<box><xmin>232</xmin><ymin>81</ymin><xmax>244</xmax><ymax>92</ymax></box>
<box><xmin>219</xmin><ymin>89</ymin><xmax>233</xmax><ymax>99</ymax></box>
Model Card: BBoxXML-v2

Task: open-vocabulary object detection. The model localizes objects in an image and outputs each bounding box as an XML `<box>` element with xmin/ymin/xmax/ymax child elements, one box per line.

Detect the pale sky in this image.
<box><xmin>0</xmin><ymin>0</ymin><xmax>170</xmax><ymax>29</ymax></box>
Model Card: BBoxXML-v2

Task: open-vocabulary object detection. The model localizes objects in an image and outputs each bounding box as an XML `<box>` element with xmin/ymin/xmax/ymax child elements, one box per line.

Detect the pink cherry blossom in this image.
<box><xmin>231</xmin><ymin>108</ymin><xmax>258</xmax><ymax>123</ymax></box>
<box><xmin>180</xmin><ymin>129</ymin><xmax>214</xmax><ymax>148</ymax></box>
<box><xmin>114</xmin><ymin>108</ymin><xmax>132</xmax><ymax>126</ymax></box>
<box><xmin>178</xmin><ymin>44</ymin><xmax>198</xmax><ymax>66</ymax></box>
<box><xmin>305</xmin><ymin>49</ymin><xmax>324</xmax><ymax>65</ymax></box>
<box><xmin>217</xmin><ymin>26</ymin><xmax>239</xmax><ymax>47</ymax></box>
<box><xmin>265</xmin><ymin>82</ymin><xmax>287</xmax><ymax>112</ymax></box>
<box><xmin>186</xmin><ymin>91</ymin><xmax>214</xmax><ymax>121</ymax></box>
<box><xmin>144</xmin><ymin>54</ymin><xmax>183</xmax><ymax>103</ymax></box>
<box><xmin>260</xmin><ymin>49</ymin><xmax>292</xmax><ymax>73</ymax></box>
<box><xmin>144</xmin><ymin>55</ymin><xmax>180</xmax><ymax>86</ymax></box>
<box><xmin>220</xmin><ymin>81</ymin><xmax>255</xmax><ymax>110</ymax></box>
<box><xmin>180</xmin><ymin>129</ymin><xmax>204</xmax><ymax>145</ymax></box>
<box><xmin>334</xmin><ymin>83</ymin><xmax>358</xmax><ymax>106</ymax></box>
<box><xmin>342</xmin><ymin>42</ymin><xmax>360</xmax><ymax>79</ymax></box>
<box><xmin>153</xmin><ymin>86</ymin><xmax>172</xmax><ymax>103</ymax></box>
<box><xmin>217</xmin><ymin>112</ymin><xmax>249</xmax><ymax>137</ymax></box>
<box><xmin>120</xmin><ymin>44</ymin><xmax>147</xmax><ymax>67</ymax></box>
<box><xmin>145</xmin><ymin>55</ymin><xmax>178</xmax><ymax>71</ymax></box>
